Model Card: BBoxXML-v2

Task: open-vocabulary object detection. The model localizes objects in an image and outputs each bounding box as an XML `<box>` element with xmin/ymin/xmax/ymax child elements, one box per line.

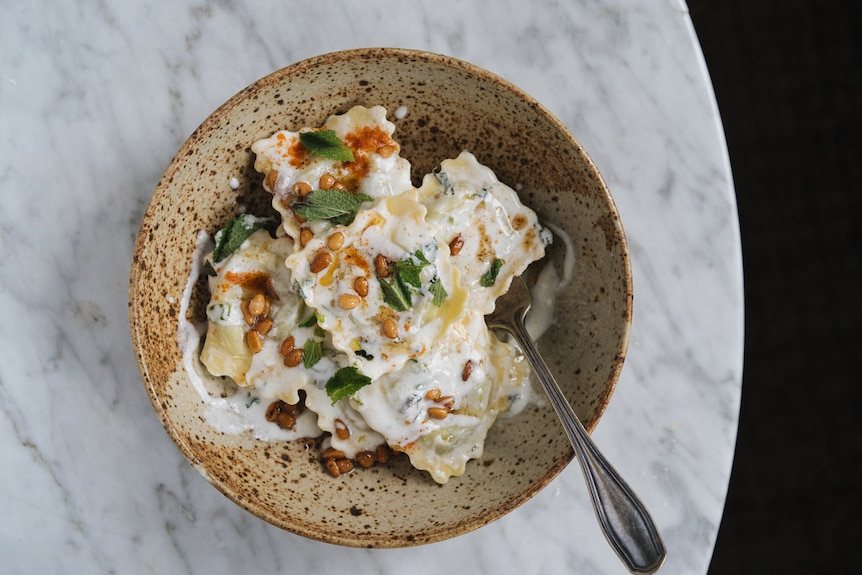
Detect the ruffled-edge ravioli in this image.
<box><xmin>417</xmin><ymin>151</ymin><xmax>551</xmax><ymax>314</ymax></box>
<box><xmin>199</xmin><ymin>228</ymin><xmax>386</xmax><ymax>455</ymax></box>
<box><xmin>351</xmin><ymin>309</ymin><xmax>531</xmax><ymax>484</ymax></box>
<box><xmin>284</xmin><ymin>190</ymin><xmax>468</xmax><ymax>381</ymax></box>
<box><xmin>251</xmin><ymin>105</ymin><xmax>412</xmax><ymax>243</ymax></box>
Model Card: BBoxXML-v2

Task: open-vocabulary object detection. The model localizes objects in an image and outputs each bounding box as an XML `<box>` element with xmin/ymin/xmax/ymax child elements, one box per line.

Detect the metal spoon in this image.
<box><xmin>486</xmin><ymin>277</ymin><xmax>667</xmax><ymax>574</ymax></box>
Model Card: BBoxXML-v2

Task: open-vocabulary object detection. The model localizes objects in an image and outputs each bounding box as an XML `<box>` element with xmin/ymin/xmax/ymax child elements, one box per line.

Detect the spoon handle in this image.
<box><xmin>507</xmin><ymin>317</ymin><xmax>667</xmax><ymax>574</ymax></box>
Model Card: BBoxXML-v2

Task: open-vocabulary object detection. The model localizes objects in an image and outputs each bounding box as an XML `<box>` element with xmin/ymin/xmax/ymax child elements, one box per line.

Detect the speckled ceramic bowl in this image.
<box><xmin>129</xmin><ymin>48</ymin><xmax>632</xmax><ymax>547</ymax></box>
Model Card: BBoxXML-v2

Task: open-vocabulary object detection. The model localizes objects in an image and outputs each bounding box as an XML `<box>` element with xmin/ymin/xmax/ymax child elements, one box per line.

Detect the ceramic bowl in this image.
<box><xmin>129</xmin><ymin>48</ymin><xmax>632</xmax><ymax>547</ymax></box>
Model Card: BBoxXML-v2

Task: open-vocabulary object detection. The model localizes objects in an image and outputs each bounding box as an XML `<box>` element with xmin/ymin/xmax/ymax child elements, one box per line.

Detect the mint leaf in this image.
<box><xmin>298</xmin><ymin>313</ymin><xmax>318</xmax><ymax>328</ymax></box>
<box><xmin>325</xmin><ymin>366</ymin><xmax>372</xmax><ymax>404</ymax></box>
<box><xmin>292</xmin><ymin>190</ymin><xmax>373</xmax><ymax>226</ymax></box>
<box><xmin>480</xmin><ymin>258</ymin><xmax>504</xmax><ymax>287</ymax></box>
<box><xmin>394</xmin><ymin>250</ymin><xmax>430</xmax><ymax>288</ymax></box>
<box><xmin>212</xmin><ymin>214</ymin><xmax>278</xmax><ymax>262</ymax></box>
<box><xmin>379</xmin><ymin>276</ymin><xmax>411</xmax><ymax>311</ymax></box>
<box><xmin>299</xmin><ymin>130</ymin><xmax>355</xmax><ymax>162</ymax></box>
<box><xmin>429</xmin><ymin>277</ymin><xmax>447</xmax><ymax>306</ymax></box>
<box><xmin>302</xmin><ymin>339</ymin><xmax>322</xmax><ymax>369</ymax></box>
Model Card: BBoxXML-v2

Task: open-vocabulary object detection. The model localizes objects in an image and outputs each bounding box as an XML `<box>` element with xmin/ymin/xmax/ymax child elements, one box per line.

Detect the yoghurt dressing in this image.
<box><xmin>177</xmin><ymin>105</ymin><xmax>575</xmax><ymax>483</ymax></box>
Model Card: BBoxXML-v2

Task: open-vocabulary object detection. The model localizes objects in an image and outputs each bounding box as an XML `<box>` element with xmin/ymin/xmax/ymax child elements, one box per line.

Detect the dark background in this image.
<box><xmin>685</xmin><ymin>1</ymin><xmax>861</xmax><ymax>573</ymax></box>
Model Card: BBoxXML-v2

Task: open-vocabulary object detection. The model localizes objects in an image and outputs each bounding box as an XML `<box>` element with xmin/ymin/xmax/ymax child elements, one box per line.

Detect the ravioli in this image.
<box><xmin>197</xmin><ymin>106</ymin><xmax>552</xmax><ymax>483</ymax></box>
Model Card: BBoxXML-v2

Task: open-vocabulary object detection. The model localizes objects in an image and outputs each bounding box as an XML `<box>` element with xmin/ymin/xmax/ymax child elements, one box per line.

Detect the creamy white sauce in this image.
<box><xmin>527</xmin><ymin>222</ymin><xmax>575</xmax><ymax>340</ymax></box>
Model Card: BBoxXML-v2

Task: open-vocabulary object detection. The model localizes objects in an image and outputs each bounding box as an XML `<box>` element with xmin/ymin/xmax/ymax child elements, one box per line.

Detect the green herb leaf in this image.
<box><xmin>303</xmin><ymin>339</ymin><xmax>322</xmax><ymax>369</ymax></box>
<box><xmin>379</xmin><ymin>276</ymin><xmax>411</xmax><ymax>311</ymax></box>
<box><xmin>429</xmin><ymin>277</ymin><xmax>447</xmax><ymax>306</ymax></box>
<box><xmin>325</xmin><ymin>366</ymin><xmax>372</xmax><ymax>404</ymax></box>
<box><xmin>212</xmin><ymin>214</ymin><xmax>278</xmax><ymax>262</ymax></box>
<box><xmin>394</xmin><ymin>250</ymin><xmax>430</xmax><ymax>288</ymax></box>
<box><xmin>299</xmin><ymin>130</ymin><xmax>355</xmax><ymax>162</ymax></box>
<box><xmin>292</xmin><ymin>190</ymin><xmax>373</xmax><ymax>226</ymax></box>
<box><xmin>480</xmin><ymin>258</ymin><xmax>505</xmax><ymax>287</ymax></box>
<box><xmin>298</xmin><ymin>313</ymin><xmax>318</xmax><ymax>328</ymax></box>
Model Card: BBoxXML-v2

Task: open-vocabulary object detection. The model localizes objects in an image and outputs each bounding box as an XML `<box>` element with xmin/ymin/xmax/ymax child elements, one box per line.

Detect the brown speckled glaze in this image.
<box><xmin>129</xmin><ymin>48</ymin><xmax>632</xmax><ymax>548</ymax></box>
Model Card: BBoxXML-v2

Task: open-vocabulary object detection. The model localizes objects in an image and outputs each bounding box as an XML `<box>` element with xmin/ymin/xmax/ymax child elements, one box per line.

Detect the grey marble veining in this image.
<box><xmin>0</xmin><ymin>1</ymin><xmax>743</xmax><ymax>573</ymax></box>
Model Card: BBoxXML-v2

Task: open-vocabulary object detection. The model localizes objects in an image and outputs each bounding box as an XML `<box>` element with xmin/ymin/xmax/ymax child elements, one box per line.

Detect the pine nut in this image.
<box><xmin>381</xmin><ymin>318</ymin><xmax>398</xmax><ymax>339</ymax></box>
<box><xmin>283</xmin><ymin>348</ymin><xmax>304</xmax><ymax>367</ymax></box>
<box><xmin>424</xmin><ymin>388</ymin><xmax>441</xmax><ymax>401</ymax></box>
<box><xmin>280</xmin><ymin>335</ymin><xmax>295</xmax><ymax>356</ymax></box>
<box><xmin>265</xmin><ymin>400</ymin><xmax>282</xmax><ymax>423</ymax></box>
<box><xmin>375</xmin><ymin>444</ymin><xmax>391</xmax><ymax>464</ymax></box>
<box><xmin>246</xmin><ymin>329</ymin><xmax>264</xmax><ymax>353</ymax></box>
<box><xmin>241</xmin><ymin>299</ymin><xmax>255</xmax><ymax>325</ymax></box>
<box><xmin>276</xmin><ymin>410</ymin><xmax>296</xmax><ymax>429</ymax></box>
<box><xmin>319</xmin><ymin>173</ymin><xmax>336</xmax><ymax>190</ymax></box>
<box><xmin>265</xmin><ymin>169</ymin><xmax>278</xmax><ymax>191</ymax></box>
<box><xmin>353</xmin><ymin>276</ymin><xmax>369</xmax><ymax>297</ymax></box>
<box><xmin>356</xmin><ymin>450</ymin><xmax>375</xmax><ymax>468</ymax></box>
<box><xmin>255</xmin><ymin>317</ymin><xmax>273</xmax><ymax>335</ymax></box>
<box><xmin>324</xmin><ymin>458</ymin><xmax>341</xmax><ymax>477</ymax></box>
<box><xmin>377</xmin><ymin>144</ymin><xmax>397</xmax><ymax>158</ymax></box>
<box><xmin>334</xmin><ymin>418</ymin><xmax>350</xmax><ymax>440</ymax></box>
<box><xmin>428</xmin><ymin>406</ymin><xmax>449</xmax><ymax>420</ymax></box>
<box><xmin>293</xmin><ymin>181</ymin><xmax>312</xmax><ymax>196</ymax></box>
<box><xmin>462</xmin><ymin>359</ymin><xmax>474</xmax><ymax>381</ymax></box>
<box><xmin>449</xmin><ymin>234</ymin><xmax>464</xmax><ymax>255</ymax></box>
<box><xmin>321</xmin><ymin>447</ymin><xmax>345</xmax><ymax>460</ymax></box>
<box><xmin>326</xmin><ymin>231</ymin><xmax>345</xmax><ymax>250</ymax></box>
<box><xmin>310</xmin><ymin>251</ymin><xmax>333</xmax><ymax>273</ymax></box>
<box><xmin>281</xmin><ymin>401</ymin><xmax>302</xmax><ymax>415</ymax></box>
<box><xmin>439</xmin><ymin>395</ymin><xmax>455</xmax><ymax>408</ymax></box>
<box><xmin>248</xmin><ymin>293</ymin><xmax>268</xmax><ymax>316</ymax></box>
<box><xmin>299</xmin><ymin>227</ymin><xmax>313</xmax><ymax>247</ymax></box>
<box><xmin>332</xmin><ymin>181</ymin><xmax>346</xmax><ymax>190</ymax></box>
<box><xmin>374</xmin><ymin>254</ymin><xmax>391</xmax><ymax>278</ymax></box>
<box><xmin>335</xmin><ymin>458</ymin><xmax>354</xmax><ymax>474</ymax></box>
<box><xmin>339</xmin><ymin>293</ymin><xmax>361</xmax><ymax>310</ymax></box>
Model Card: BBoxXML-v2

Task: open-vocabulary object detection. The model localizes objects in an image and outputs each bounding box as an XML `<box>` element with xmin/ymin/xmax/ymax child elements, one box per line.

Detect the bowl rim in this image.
<box><xmin>129</xmin><ymin>46</ymin><xmax>633</xmax><ymax>546</ymax></box>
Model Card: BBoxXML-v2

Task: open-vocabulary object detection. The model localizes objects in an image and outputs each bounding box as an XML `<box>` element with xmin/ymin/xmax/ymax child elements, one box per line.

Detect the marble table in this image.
<box><xmin>0</xmin><ymin>1</ymin><xmax>743</xmax><ymax>573</ymax></box>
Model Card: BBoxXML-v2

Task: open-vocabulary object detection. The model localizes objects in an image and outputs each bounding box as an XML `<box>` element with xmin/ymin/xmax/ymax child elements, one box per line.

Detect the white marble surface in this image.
<box><xmin>0</xmin><ymin>0</ymin><xmax>743</xmax><ymax>573</ymax></box>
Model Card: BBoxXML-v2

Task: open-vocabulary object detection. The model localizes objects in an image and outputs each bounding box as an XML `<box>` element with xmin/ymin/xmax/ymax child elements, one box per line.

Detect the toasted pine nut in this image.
<box><xmin>356</xmin><ymin>450</ymin><xmax>375</xmax><ymax>468</ymax></box>
<box><xmin>241</xmin><ymin>299</ymin><xmax>255</xmax><ymax>325</ymax></box>
<box><xmin>319</xmin><ymin>173</ymin><xmax>336</xmax><ymax>190</ymax></box>
<box><xmin>321</xmin><ymin>447</ymin><xmax>345</xmax><ymax>460</ymax></box>
<box><xmin>374</xmin><ymin>254</ymin><xmax>391</xmax><ymax>278</ymax></box>
<box><xmin>336</xmin><ymin>458</ymin><xmax>354</xmax><ymax>474</ymax></box>
<box><xmin>439</xmin><ymin>395</ymin><xmax>455</xmax><ymax>408</ymax></box>
<box><xmin>448</xmin><ymin>234</ymin><xmax>464</xmax><ymax>256</ymax></box>
<box><xmin>324</xmin><ymin>458</ymin><xmax>341</xmax><ymax>477</ymax></box>
<box><xmin>280</xmin><ymin>335</ymin><xmax>295</xmax><ymax>356</ymax></box>
<box><xmin>334</xmin><ymin>419</ymin><xmax>350</xmax><ymax>440</ymax></box>
<box><xmin>276</xmin><ymin>410</ymin><xmax>296</xmax><ymax>429</ymax></box>
<box><xmin>375</xmin><ymin>444</ymin><xmax>391</xmax><ymax>464</ymax></box>
<box><xmin>377</xmin><ymin>144</ymin><xmax>397</xmax><ymax>158</ymax></box>
<box><xmin>293</xmin><ymin>181</ymin><xmax>312</xmax><ymax>196</ymax></box>
<box><xmin>424</xmin><ymin>388</ymin><xmax>441</xmax><ymax>401</ymax></box>
<box><xmin>353</xmin><ymin>276</ymin><xmax>369</xmax><ymax>297</ymax></box>
<box><xmin>326</xmin><ymin>231</ymin><xmax>345</xmax><ymax>250</ymax></box>
<box><xmin>428</xmin><ymin>406</ymin><xmax>449</xmax><ymax>420</ymax></box>
<box><xmin>299</xmin><ymin>227</ymin><xmax>313</xmax><ymax>247</ymax></box>
<box><xmin>332</xmin><ymin>181</ymin><xmax>346</xmax><ymax>190</ymax></box>
<box><xmin>255</xmin><ymin>317</ymin><xmax>273</xmax><ymax>335</ymax></box>
<box><xmin>246</xmin><ymin>329</ymin><xmax>264</xmax><ymax>353</ymax></box>
<box><xmin>339</xmin><ymin>293</ymin><xmax>361</xmax><ymax>310</ymax></box>
<box><xmin>265</xmin><ymin>169</ymin><xmax>278</xmax><ymax>191</ymax></box>
<box><xmin>310</xmin><ymin>251</ymin><xmax>333</xmax><ymax>273</ymax></box>
<box><xmin>462</xmin><ymin>359</ymin><xmax>474</xmax><ymax>381</ymax></box>
<box><xmin>248</xmin><ymin>293</ymin><xmax>268</xmax><ymax>316</ymax></box>
<box><xmin>283</xmin><ymin>348</ymin><xmax>304</xmax><ymax>367</ymax></box>
<box><xmin>265</xmin><ymin>400</ymin><xmax>282</xmax><ymax>423</ymax></box>
<box><xmin>381</xmin><ymin>318</ymin><xmax>398</xmax><ymax>339</ymax></box>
